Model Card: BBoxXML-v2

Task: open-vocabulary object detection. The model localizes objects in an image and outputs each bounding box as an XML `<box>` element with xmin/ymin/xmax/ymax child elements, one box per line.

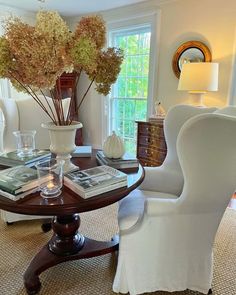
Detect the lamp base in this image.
<box><xmin>188</xmin><ymin>92</ymin><xmax>206</xmax><ymax>107</ymax></box>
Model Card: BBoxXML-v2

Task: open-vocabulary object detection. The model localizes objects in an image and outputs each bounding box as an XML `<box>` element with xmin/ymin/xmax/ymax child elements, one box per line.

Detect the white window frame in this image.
<box><xmin>101</xmin><ymin>9</ymin><xmax>161</xmax><ymax>143</ymax></box>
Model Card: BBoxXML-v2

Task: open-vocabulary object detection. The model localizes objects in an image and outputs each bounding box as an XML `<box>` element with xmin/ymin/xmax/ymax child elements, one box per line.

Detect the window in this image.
<box><xmin>108</xmin><ymin>24</ymin><xmax>154</xmax><ymax>154</ymax></box>
<box><xmin>109</xmin><ymin>26</ymin><xmax>151</xmax><ymax>154</ymax></box>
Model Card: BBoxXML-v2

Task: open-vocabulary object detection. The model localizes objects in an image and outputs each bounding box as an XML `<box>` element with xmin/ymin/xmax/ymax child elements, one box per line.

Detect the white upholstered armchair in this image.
<box><xmin>138</xmin><ymin>105</ymin><xmax>217</xmax><ymax>196</ymax></box>
<box><xmin>0</xmin><ymin>96</ymin><xmax>70</xmax><ymax>223</ymax></box>
<box><xmin>112</xmin><ymin>106</ymin><xmax>236</xmax><ymax>295</ymax></box>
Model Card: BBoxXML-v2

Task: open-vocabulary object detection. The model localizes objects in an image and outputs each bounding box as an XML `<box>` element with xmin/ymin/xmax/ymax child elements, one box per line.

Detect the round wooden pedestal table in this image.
<box><xmin>0</xmin><ymin>151</ymin><xmax>144</xmax><ymax>295</ymax></box>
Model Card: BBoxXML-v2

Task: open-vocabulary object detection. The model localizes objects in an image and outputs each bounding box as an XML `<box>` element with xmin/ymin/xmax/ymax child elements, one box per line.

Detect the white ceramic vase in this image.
<box><xmin>42</xmin><ymin>121</ymin><xmax>83</xmax><ymax>173</ymax></box>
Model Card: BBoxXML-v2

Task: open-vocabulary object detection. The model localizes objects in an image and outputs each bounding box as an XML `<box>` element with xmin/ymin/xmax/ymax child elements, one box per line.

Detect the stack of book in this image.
<box><xmin>96</xmin><ymin>150</ymin><xmax>139</xmax><ymax>169</ymax></box>
<box><xmin>0</xmin><ymin>149</ymin><xmax>51</xmax><ymax>167</ymax></box>
<box><xmin>0</xmin><ymin>166</ymin><xmax>51</xmax><ymax>201</ymax></box>
<box><xmin>148</xmin><ymin>116</ymin><xmax>165</xmax><ymax>123</ymax></box>
<box><xmin>64</xmin><ymin>165</ymin><xmax>127</xmax><ymax>198</ymax></box>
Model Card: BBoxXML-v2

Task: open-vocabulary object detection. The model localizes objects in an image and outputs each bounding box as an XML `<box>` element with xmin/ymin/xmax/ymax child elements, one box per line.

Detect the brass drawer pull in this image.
<box><xmin>145</xmin><ymin>149</ymin><xmax>154</xmax><ymax>156</ymax></box>
<box><xmin>143</xmin><ymin>137</ymin><xmax>154</xmax><ymax>145</ymax></box>
<box><xmin>151</xmin><ymin>126</ymin><xmax>160</xmax><ymax>133</ymax></box>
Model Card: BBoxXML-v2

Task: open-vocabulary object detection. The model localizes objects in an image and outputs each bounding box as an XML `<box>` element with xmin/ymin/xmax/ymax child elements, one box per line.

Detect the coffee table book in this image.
<box><xmin>0</xmin><ymin>187</ymin><xmax>39</xmax><ymax>201</ymax></box>
<box><xmin>96</xmin><ymin>150</ymin><xmax>139</xmax><ymax>169</ymax></box>
<box><xmin>71</xmin><ymin>146</ymin><xmax>92</xmax><ymax>157</ymax></box>
<box><xmin>0</xmin><ymin>149</ymin><xmax>51</xmax><ymax>167</ymax></box>
<box><xmin>64</xmin><ymin>165</ymin><xmax>127</xmax><ymax>198</ymax></box>
<box><xmin>0</xmin><ymin>165</ymin><xmax>49</xmax><ymax>195</ymax></box>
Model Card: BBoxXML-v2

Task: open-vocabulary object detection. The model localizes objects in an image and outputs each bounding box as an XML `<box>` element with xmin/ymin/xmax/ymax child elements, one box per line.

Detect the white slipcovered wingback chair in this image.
<box><xmin>0</xmin><ymin>96</ymin><xmax>70</xmax><ymax>223</ymax></box>
<box><xmin>113</xmin><ymin>112</ymin><xmax>236</xmax><ymax>295</ymax></box>
<box><xmin>139</xmin><ymin>105</ymin><xmax>217</xmax><ymax>196</ymax></box>
<box><xmin>113</xmin><ymin>105</ymin><xmax>217</xmax><ymax>245</ymax></box>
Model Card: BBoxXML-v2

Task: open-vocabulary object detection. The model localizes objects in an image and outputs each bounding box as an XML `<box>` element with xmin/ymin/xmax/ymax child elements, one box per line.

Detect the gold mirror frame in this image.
<box><xmin>172</xmin><ymin>41</ymin><xmax>212</xmax><ymax>78</ymax></box>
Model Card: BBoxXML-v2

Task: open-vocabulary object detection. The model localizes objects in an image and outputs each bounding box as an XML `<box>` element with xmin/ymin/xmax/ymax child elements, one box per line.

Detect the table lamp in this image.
<box><xmin>178</xmin><ymin>62</ymin><xmax>219</xmax><ymax>106</ymax></box>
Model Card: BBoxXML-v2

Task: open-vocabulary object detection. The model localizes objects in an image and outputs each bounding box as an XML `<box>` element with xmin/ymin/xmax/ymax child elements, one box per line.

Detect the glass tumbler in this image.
<box><xmin>13</xmin><ymin>130</ymin><xmax>36</xmax><ymax>157</ymax></box>
<box><xmin>36</xmin><ymin>159</ymin><xmax>64</xmax><ymax>199</ymax></box>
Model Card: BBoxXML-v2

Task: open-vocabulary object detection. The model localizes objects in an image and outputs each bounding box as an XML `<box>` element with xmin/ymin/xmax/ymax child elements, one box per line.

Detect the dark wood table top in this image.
<box><xmin>0</xmin><ymin>150</ymin><xmax>145</xmax><ymax>216</ymax></box>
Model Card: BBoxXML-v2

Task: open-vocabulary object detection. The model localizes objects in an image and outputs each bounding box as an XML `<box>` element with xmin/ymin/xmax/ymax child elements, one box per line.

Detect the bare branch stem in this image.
<box><xmin>77</xmin><ymin>77</ymin><xmax>95</xmax><ymax>112</ymax></box>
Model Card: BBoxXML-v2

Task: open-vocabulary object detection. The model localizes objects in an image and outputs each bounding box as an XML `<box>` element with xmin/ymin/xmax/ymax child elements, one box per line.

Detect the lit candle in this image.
<box><xmin>47</xmin><ymin>181</ymin><xmax>55</xmax><ymax>190</ymax></box>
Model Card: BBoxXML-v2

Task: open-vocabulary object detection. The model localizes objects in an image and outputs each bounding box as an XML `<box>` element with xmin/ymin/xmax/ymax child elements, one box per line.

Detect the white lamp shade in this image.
<box><xmin>178</xmin><ymin>62</ymin><xmax>219</xmax><ymax>92</ymax></box>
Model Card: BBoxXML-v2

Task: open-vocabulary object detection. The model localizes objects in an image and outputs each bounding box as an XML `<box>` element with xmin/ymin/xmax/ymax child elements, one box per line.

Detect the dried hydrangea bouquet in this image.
<box><xmin>0</xmin><ymin>11</ymin><xmax>124</xmax><ymax>171</ymax></box>
<box><xmin>0</xmin><ymin>10</ymin><xmax>123</xmax><ymax>125</ymax></box>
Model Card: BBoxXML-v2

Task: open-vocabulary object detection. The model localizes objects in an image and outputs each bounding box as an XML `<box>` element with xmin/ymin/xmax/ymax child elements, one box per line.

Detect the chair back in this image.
<box><xmin>163</xmin><ymin>105</ymin><xmax>217</xmax><ymax>172</ymax></box>
<box><xmin>215</xmin><ymin>105</ymin><xmax>236</xmax><ymax>116</ymax></box>
<box><xmin>0</xmin><ymin>96</ymin><xmax>71</xmax><ymax>151</ymax></box>
<box><xmin>177</xmin><ymin>113</ymin><xmax>236</xmax><ymax>216</ymax></box>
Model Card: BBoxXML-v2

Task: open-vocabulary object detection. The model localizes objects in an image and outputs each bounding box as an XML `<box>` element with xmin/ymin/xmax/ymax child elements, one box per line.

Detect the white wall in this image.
<box><xmin>76</xmin><ymin>74</ymin><xmax>104</xmax><ymax>148</ymax></box>
<box><xmin>157</xmin><ymin>0</ymin><xmax>236</xmax><ymax>110</ymax></box>
<box><xmin>229</xmin><ymin>27</ymin><xmax>236</xmax><ymax>105</ymax></box>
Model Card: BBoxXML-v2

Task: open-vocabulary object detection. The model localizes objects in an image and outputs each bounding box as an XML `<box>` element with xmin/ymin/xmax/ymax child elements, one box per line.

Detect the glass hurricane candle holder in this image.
<box><xmin>36</xmin><ymin>159</ymin><xmax>64</xmax><ymax>199</ymax></box>
<box><xmin>13</xmin><ymin>130</ymin><xmax>36</xmax><ymax>157</ymax></box>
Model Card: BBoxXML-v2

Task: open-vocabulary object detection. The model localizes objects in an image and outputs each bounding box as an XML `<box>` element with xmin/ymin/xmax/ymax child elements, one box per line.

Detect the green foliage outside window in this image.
<box><xmin>110</xmin><ymin>28</ymin><xmax>151</xmax><ymax>154</ymax></box>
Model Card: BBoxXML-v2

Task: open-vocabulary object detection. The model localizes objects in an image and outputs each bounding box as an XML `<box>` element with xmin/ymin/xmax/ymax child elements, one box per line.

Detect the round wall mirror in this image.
<box><xmin>172</xmin><ymin>41</ymin><xmax>212</xmax><ymax>78</ymax></box>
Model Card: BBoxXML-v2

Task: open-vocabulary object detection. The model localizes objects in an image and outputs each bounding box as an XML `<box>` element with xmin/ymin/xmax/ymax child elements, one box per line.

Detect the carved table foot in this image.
<box><xmin>23</xmin><ymin>214</ymin><xmax>119</xmax><ymax>294</ymax></box>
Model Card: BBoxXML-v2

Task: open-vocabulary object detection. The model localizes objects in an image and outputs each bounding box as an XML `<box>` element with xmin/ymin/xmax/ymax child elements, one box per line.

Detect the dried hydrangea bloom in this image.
<box><xmin>35</xmin><ymin>10</ymin><xmax>71</xmax><ymax>45</ymax></box>
<box><xmin>92</xmin><ymin>47</ymin><xmax>124</xmax><ymax>95</ymax></box>
<box><xmin>0</xmin><ymin>37</ymin><xmax>13</xmax><ymax>77</ymax></box>
<box><xmin>70</xmin><ymin>36</ymin><xmax>98</xmax><ymax>73</ymax></box>
<box><xmin>75</xmin><ymin>15</ymin><xmax>106</xmax><ymax>50</ymax></box>
<box><xmin>36</xmin><ymin>11</ymin><xmax>73</xmax><ymax>73</ymax></box>
<box><xmin>5</xmin><ymin>17</ymin><xmax>65</xmax><ymax>89</ymax></box>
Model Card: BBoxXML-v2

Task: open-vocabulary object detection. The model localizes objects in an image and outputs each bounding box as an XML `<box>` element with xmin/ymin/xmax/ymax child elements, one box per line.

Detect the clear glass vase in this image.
<box><xmin>13</xmin><ymin>130</ymin><xmax>36</xmax><ymax>157</ymax></box>
<box><xmin>36</xmin><ymin>159</ymin><xmax>64</xmax><ymax>199</ymax></box>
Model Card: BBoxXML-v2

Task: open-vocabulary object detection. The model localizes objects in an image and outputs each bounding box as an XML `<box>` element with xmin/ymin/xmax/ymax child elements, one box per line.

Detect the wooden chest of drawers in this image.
<box><xmin>136</xmin><ymin>120</ymin><xmax>167</xmax><ymax>167</ymax></box>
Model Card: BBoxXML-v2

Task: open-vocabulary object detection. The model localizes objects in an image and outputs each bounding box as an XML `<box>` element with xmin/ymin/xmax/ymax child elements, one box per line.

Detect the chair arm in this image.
<box><xmin>139</xmin><ymin>166</ymin><xmax>183</xmax><ymax>195</ymax></box>
<box><xmin>145</xmin><ymin>197</ymin><xmax>179</xmax><ymax>216</ymax></box>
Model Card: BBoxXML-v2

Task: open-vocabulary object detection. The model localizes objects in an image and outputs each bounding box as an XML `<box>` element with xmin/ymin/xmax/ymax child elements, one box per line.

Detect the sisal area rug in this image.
<box><xmin>0</xmin><ymin>206</ymin><xmax>235</xmax><ymax>295</ymax></box>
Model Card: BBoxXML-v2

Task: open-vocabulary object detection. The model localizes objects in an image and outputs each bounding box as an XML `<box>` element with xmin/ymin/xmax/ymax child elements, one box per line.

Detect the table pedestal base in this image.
<box><xmin>23</xmin><ymin>214</ymin><xmax>119</xmax><ymax>295</ymax></box>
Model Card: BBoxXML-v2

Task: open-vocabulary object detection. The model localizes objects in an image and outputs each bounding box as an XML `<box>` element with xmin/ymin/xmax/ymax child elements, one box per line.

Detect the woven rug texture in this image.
<box><xmin>0</xmin><ymin>205</ymin><xmax>235</xmax><ymax>295</ymax></box>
